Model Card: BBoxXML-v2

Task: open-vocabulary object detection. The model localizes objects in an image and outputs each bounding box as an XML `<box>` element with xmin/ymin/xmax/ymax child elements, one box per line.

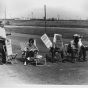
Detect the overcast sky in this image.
<box><xmin>0</xmin><ymin>0</ymin><xmax>88</xmax><ymax>19</ymax></box>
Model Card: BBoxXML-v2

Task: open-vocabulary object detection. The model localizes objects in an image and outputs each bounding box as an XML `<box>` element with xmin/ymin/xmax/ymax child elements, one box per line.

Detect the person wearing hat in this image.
<box><xmin>67</xmin><ymin>34</ymin><xmax>87</xmax><ymax>63</ymax></box>
<box><xmin>0</xmin><ymin>21</ymin><xmax>7</xmax><ymax>64</ymax></box>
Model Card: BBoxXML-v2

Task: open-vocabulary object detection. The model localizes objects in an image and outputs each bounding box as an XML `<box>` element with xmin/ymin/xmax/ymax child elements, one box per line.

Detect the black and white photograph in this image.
<box><xmin>0</xmin><ymin>0</ymin><xmax>88</xmax><ymax>87</ymax></box>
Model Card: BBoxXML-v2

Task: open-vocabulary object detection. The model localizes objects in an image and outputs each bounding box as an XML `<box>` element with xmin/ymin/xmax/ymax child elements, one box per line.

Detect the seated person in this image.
<box><xmin>24</xmin><ymin>38</ymin><xmax>39</xmax><ymax>65</ymax></box>
<box><xmin>49</xmin><ymin>41</ymin><xmax>65</xmax><ymax>63</ymax></box>
<box><xmin>67</xmin><ymin>34</ymin><xmax>87</xmax><ymax>63</ymax></box>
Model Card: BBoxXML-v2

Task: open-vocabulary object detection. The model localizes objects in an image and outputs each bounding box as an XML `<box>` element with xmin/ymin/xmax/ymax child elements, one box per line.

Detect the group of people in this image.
<box><xmin>0</xmin><ymin>21</ymin><xmax>88</xmax><ymax>65</ymax></box>
<box><xmin>50</xmin><ymin>34</ymin><xmax>88</xmax><ymax>63</ymax></box>
<box><xmin>0</xmin><ymin>21</ymin><xmax>39</xmax><ymax>65</ymax></box>
<box><xmin>24</xmin><ymin>33</ymin><xmax>88</xmax><ymax>65</ymax></box>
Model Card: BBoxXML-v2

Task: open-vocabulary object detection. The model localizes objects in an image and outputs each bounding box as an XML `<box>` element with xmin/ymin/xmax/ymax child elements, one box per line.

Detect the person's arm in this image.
<box><xmin>6</xmin><ymin>33</ymin><xmax>12</xmax><ymax>36</ymax></box>
<box><xmin>26</xmin><ymin>43</ymin><xmax>30</xmax><ymax>51</ymax></box>
<box><xmin>31</xmin><ymin>44</ymin><xmax>39</xmax><ymax>51</ymax></box>
<box><xmin>0</xmin><ymin>36</ymin><xmax>7</xmax><ymax>41</ymax></box>
<box><xmin>79</xmin><ymin>38</ymin><xmax>84</xmax><ymax>47</ymax></box>
<box><xmin>67</xmin><ymin>41</ymin><xmax>74</xmax><ymax>50</ymax></box>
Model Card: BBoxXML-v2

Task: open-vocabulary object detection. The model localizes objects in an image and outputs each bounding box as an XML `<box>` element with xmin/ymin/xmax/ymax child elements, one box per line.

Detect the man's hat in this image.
<box><xmin>73</xmin><ymin>34</ymin><xmax>80</xmax><ymax>39</ymax></box>
<box><xmin>74</xmin><ymin>34</ymin><xmax>80</xmax><ymax>37</ymax></box>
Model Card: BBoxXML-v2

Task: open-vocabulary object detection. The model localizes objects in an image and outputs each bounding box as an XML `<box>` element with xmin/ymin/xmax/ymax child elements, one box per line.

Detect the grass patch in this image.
<box><xmin>5</xmin><ymin>20</ymin><xmax>88</xmax><ymax>28</ymax></box>
<box><xmin>5</xmin><ymin>27</ymin><xmax>88</xmax><ymax>41</ymax></box>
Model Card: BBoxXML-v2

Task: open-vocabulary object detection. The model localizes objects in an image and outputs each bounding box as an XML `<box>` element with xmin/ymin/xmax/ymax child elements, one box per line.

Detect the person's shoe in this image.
<box><xmin>62</xmin><ymin>60</ymin><xmax>65</xmax><ymax>63</ymax></box>
<box><xmin>24</xmin><ymin>61</ymin><xmax>27</xmax><ymax>66</ymax></box>
<box><xmin>2</xmin><ymin>61</ymin><xmax>6</xmax><ymax>64</ymax></box>
<box><xmin>78</xmin><ymin>58</ymin><xmax>83</xmax><ymax>62</ymax></box>
<box><xmin>0</xmin><ymin>63</ymin><xmax>3</xmax><ymax>65</ymax></box>
<box><xmin>27</xmin><ymin>57</ymin><xmax>30</xmax><ymax>61</ymax></box>
<box><xmin>2</xmin><ymin>63</ymin><xmax>6</xmax><ymax>64</ymax></box>
<box><xmin>83</xmin><ymin>58</ymin><xmax>87</xmax><ymax>62</ymax></box>
<box><xmin>71</xmin><ymin>60</ymin><xmax>75</xmax><ymax>63</ymax></box>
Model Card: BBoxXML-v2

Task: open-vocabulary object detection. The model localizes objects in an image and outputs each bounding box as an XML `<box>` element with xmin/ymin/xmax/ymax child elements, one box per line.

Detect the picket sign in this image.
<box><xmin>5</xmin><ymin>39</ymin><xmax>13</xmax><ymax>56</ymax></box>
<box><xmin>41</xmin><ymin>34</ymin><xmax>52</xmax><ymax>49</ymax></box>
<box><xmin>53</xmin><ymin>34</ymin><xmax>63</xmax><ymax>50</ymax></box>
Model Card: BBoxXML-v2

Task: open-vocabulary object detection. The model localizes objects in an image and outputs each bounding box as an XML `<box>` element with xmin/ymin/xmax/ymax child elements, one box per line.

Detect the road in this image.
<box><xmin>5</xmin><ymin>25</ymin><xmax>87</xmax><ymax>30</ymax></box>
<box><xmin>0</xmin><ymin>33</ymin><xmax>88</xmax><ymax>87</ymax></box>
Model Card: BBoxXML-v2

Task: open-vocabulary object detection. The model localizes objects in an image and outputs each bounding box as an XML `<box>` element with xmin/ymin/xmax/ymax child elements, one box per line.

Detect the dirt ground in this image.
<box><xmin>1</xmin><ymin>33</ymin><xmax>88</xmax><ymax>87</ymax></box>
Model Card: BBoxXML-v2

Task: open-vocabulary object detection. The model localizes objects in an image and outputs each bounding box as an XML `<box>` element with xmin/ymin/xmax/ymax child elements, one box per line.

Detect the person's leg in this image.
<box><xmin>81</xmin><ymin>45</ymin><xmax>87</xmax><ymax>61</ymax></box>
<box><xmin>50</xmin><ymin>47</ymin><xmax>55</xmax><ymax>58</ymax></box>
<box><xmin>50</xmin><ymin>47</ymin><xmax>56</xmax><ymax>62</ymax></box>
<box><xmin>67</xmin><ymin>49</ymin><xmax>75</xmax><ymax>63</ymax></box>
<box><xmin>71</xmin><ymin>50</ymin><xmax>75</xmax><ymax>63</ymax></box>
<box><xmin>34</xmin><ymin>50</ymin><xmax>38</xmax><ymax>57</ymax></box>
<box><xmin>29</xmin><ymin>51</ymin><xmax>34</xmax><ymax>57</ymax></box>
<box><xmin>60</xmin><ymin>50</ymin><xmax>65</xmax><ymax>63</ymax></box>
<box><xmin>2</xmin><ymin>49</ymin><xmax>6</xmax><ymax>64</ymax></box>
<box><xmin>24</xmin><ymin>51</ymin><xmax>30</xmax><ymax>65</ymax></box>
<box><xmin>78</xmin><ymin>48</ymin><xmax>83</xmax><ymax>61</ymax></box>
<box><xmin>0</xmin><ymin>43</ymin><xmax>3</xmax><ymax>64</ymax></box>
<box><xmin>1</xmin><ymin>40</ymin><xmax>6</xmax><ymax>64</ymax></box>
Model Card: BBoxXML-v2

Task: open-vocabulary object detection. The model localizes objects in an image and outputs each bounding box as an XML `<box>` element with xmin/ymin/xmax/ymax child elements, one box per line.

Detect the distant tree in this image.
<box><xmin>5</xmin><ymin>21</ymin><xmax>10</xmax><ymax>25</ymax></box>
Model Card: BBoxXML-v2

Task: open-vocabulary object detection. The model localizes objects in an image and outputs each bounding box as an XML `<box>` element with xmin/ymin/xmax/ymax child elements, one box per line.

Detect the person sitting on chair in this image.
<box><xmin>24</xmin><ymin>38</ymin><xmax>39</xmax><ymax>65</ymax></box>
<box><xmin>49</xmin><ymin>41</ymin><xmax>65</xmax><ymax>63</ymax></box>
<box><xmin>67</xmin><ymin>34</ymin><xmax>87</xmax><ymax>63</ymax></box>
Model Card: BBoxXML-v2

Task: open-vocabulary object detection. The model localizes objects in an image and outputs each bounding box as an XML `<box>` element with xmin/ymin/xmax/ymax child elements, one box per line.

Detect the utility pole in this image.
<box><xmin>5</xmin><ymin>5</ymin><xmax>6</xmax><ymax>20</ymax></box>
<box><xmin>44</xmin><ymin>5</ymin><xmax>46</xmax><ymax>34</ymax></box>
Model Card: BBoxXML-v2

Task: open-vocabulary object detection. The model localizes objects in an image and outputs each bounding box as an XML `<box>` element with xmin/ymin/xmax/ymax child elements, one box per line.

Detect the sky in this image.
<box><xmin>0</xmin><ymin>0</ymin><xmax>88</xmax><ymax>20</ymax></box>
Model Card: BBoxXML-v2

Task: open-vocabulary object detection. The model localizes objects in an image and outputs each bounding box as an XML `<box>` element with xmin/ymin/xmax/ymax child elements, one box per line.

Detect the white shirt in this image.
<box><xmin>26</xmin><ymin>42</ymin><xmax>39</xmax><ymax>52</ymax></box>
<box><xmin>70</xmin><ymin>39</ymin><xmax>83</xmax><ymax>49</ymax></box>
<box><xmin>0</xmin><ymin>27</ymin><xmax>6</xmax><ymax>39</ymax></box>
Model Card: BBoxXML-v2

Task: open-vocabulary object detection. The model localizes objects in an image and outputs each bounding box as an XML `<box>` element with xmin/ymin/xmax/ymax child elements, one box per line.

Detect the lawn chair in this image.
<box><xmin>20</xmin><ymin>39</ymin><xmax>46</xmax><ymax>66</ymax></box>
<box><xmin>4</xmin><ymin>39</ymin><xmax>18</xmax><ymax>64</ymax></box>
<box><xmin>20</xmin><ymin>42</ymin><xmax>27</xmax><ymax>58</ymax></box>
<box><xmin>20</xmin><ymin>39</ymin><xmax>39</xmax><ymax>58</ymax></box>
<box><xmin>64</xmin><ymin>43</ymin><xmax>79</xmax><ymax>62</ymax></box>
<box><xmin>45</xmin><ymin>34</ymin><xmax>64</xmax><ymax>62</ymax></box>
<box><xmin>50</xmin><ymin>34</ymin><xmax>64</xmax><ymax>62</ymax></box>
<box><xmin>29</xmin><ymin>54</ymin><xmax>46</xmax><ymax>66</ymax></box>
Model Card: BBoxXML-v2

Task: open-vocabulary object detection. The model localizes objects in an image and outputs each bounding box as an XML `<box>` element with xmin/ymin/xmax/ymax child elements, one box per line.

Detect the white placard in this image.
<box><xmin>41</xmin><ymin>34</ymin><xmax>52</xmax><ymax>49</ymax></box>
<box><xmin>5</xmin><ymin>39</ymin><xmax>13</xmax><ymax>55</ymax></box>
<box><xmin>53</xmin><ymin>34</ymin><xmax>63</xmax><ymax>49</ymax></box>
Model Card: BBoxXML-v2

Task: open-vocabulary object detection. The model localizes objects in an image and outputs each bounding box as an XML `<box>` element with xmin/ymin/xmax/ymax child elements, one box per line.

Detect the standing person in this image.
<box><xmin>0</xmin><ymin>21</ymin><xmax>7</xmax><ymax>64</ymax></box>
<box><xmin>67</xmin><ymin>34</ymin><xmax>87</xmax><ymax>63</ymax></box>
<box><xmin>24</xmin><ymin>38</ymin><xmax>39</xmax><ymax>66</ymax></box>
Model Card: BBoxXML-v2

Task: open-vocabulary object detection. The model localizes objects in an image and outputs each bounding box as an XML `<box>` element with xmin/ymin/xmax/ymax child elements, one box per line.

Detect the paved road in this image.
<box><xmin>0</xmin><ymin>33</ymin><xmax>88</xmax><ymax>87</ymax></box>
<box><xmin>5</xmin><ymin>25</ymin><xmax>87</xmax><ymax>30</ymax></box>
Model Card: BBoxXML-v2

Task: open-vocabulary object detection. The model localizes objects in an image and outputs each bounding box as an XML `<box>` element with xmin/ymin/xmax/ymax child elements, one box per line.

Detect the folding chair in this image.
<box><xmin>20</xmin><ymin>39</ymin><xmax>46</xmax><ymax>66</ymax></box>
<box><xmin>20</xmin><ymin>42</ymin><xmax>27</xmax><ymax>58</ymax></box>
<box><xmin>4</xmin><ymin>39</ymin><xmax>18</xmax><ymax>64</ymax></box>
<box><xmin>64</xmin><ymin>44</ymin><xmax>79</xmax><ymax>62</ymax></box>
<box><xmin>20</xmin><ymin>39</ymin><xmax>39</xmax><ymax>58</ymax></box>
<box><xmin>33</xmin><ymin>39</ymin><xmax>46</xmax><ymax>66</ymax></box>
<box><xmin>48</xmin><ymin>34</ymin><xmax>64</xmax><ymax>62</ymax></box>
<box><xmin>33</xmin><ymin>55</ymin><xmax>46</xmax><ymax>66</ymax></box>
